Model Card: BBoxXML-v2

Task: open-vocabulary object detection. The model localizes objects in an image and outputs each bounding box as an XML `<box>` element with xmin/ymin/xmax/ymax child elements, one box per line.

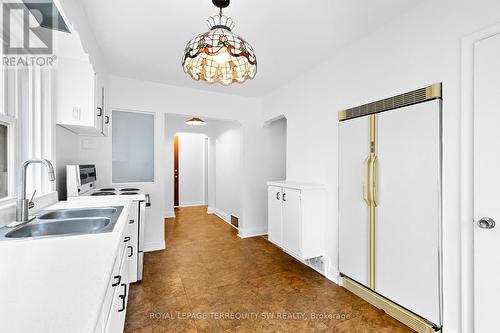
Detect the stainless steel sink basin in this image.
<box><xmin>0</xmin><ymin>206</ymin><xmax>123</xmax><ymax>240</ymax></box>
<box><xmin>37</xmin><ymin>208</ymin><xmax>117</xmax><ymax>220</ymax></box>
<box><xmin>5</xmin><ymin>218</ymin><xmax>111</xmax><ymax>238</ymax></box>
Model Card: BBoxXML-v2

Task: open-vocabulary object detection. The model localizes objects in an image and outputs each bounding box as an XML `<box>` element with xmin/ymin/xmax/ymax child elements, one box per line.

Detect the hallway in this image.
<box><xmin>124</xmin><ymin>207</ymin><xmax>411</xmax><ymax>332</ymax></box>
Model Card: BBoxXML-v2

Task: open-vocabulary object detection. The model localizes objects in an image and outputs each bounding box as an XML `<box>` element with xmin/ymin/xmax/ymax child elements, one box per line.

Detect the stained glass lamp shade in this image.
<box><xmin>182</xmin><ymin>2</ymin><xmax>257</xmax><ymax>85</ymax></box>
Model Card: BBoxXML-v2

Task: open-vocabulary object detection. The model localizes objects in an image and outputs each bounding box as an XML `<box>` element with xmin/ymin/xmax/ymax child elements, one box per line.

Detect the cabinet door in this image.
<box><xmin>338</xmin><ymin>116</ymin><xmax>369</xmax><ymax>286</ymax></box>
<box><xmin>268</xmin><ymin>186</ymin><xmax>283</xmax><ymax>247</ymax></box>
<box><xmin>94</xmin><ymin>73</ymin><xmax>104</xmax><ymax>133</ymax></box>
<box><xmin>128</xmin><ymin>203</ymin><xmax>139</xmax><ymax>283</ymax></box>
<box><xmin>282</xmin><ymin>188</ymin><xmax>301</xmax><ymax>256</ymax></box>
<box><xmin>56</xmin><ymin>57</ymin><xmax>95</xmax><ymax>127</ymax></box>
<box><xmin>376</xmin><ymin>100</ymin><xmax>441</xmax><ymax>325</ymax></box>
<box><xmin>102</xmin><ymin>87</ymin><xmax>110</xmax><ymax>136</ymax></box>
<box><xmin>105</xmin><ymin>251</ymin><xmax>130</xmax><ymax>333</ymax></box>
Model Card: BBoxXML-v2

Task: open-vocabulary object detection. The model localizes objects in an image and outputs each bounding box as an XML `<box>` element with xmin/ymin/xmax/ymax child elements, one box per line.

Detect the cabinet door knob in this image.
<box><xmin>124</xmin><ymin>236</ymin><xmax>131</xmax><ymax>242</ymax></box>
<box><xmin>105</xmin><ymin>116</ymin><xmax>110</xmax><ymax>124</ymax></box>
<box><xmin>96</xmin><ymin>107</ymin><xmax>102</xmax><ymax>117</ymax></box>
<box><xmin>282</xmin><ymin>193</ymin><xmax>286</xmax><ymax>202</ymax></box>
<box><xmin>128</xmin><ymin>245</ymin><xmax>133</xmax><ymax>257</ymax></box>
<box><xmin>478</xmin><ymin>217</ymin><xmax>496</xmax><ymax>229</ymax></box>
<box><xmin>276</xmin><ymin>192</ymin><xmax>280</xmax><ymax>200</ymax></box>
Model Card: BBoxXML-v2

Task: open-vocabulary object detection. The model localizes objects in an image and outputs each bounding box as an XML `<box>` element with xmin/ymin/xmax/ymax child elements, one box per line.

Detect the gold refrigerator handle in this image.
<box><xmin>363</xmin><ymin>156</ymin><xmax>371</xmax><ymax>205</ymax></box>
<box><xmin>370</xmin><ymin>156</ymin><xmax>378</xmax><ymax>207</ymax></box>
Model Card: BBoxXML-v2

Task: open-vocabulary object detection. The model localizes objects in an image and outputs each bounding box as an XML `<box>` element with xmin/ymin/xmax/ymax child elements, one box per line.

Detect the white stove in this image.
<box><xmin>66</xmin><ymin>165</ymin><xmax>150</xmax><ymax>282</ymax></box>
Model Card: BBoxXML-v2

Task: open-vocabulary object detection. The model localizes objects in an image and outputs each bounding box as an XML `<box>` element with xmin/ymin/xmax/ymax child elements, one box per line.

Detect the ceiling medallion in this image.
<box><xmin>182</xmin><ymin>0</ymin><xmax>257</xmax><ymax>85</ymax></box>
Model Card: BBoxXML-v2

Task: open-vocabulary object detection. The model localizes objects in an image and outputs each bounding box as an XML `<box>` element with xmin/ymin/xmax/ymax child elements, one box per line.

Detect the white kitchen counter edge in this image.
<box><xmin>0</xmin><ymin>198</ymin><xmax>133</xmax><ymax>333</ymax></box>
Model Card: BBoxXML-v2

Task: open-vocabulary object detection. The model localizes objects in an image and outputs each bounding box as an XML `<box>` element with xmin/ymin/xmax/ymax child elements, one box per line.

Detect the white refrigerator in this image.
<box><xmin>338</xmin><ymin>85</ymin><xmax>442</xmax><ymax>330</ymax></box>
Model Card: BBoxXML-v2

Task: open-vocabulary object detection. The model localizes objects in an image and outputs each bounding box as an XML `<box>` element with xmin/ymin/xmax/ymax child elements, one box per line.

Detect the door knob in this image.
<box><xmin>478</xmin><ymin>217</ymin><xmax>496</xmax><ymax>229</ymax></box>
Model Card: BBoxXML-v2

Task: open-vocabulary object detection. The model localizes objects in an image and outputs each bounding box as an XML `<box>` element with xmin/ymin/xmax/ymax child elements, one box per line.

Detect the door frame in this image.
<box><xmin>174</xmin><ymin>134</ymin><xmax>179</xmax><ymax>207</ymax></box>
<box><xmin>460</xmin><ymin>22</ymin><xmax>500</xmax><ymax>333</ymax></box>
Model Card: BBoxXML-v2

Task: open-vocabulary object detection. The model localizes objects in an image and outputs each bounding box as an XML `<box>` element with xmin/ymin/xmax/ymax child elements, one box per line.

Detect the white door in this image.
<box><xmin>282</xmin><ymin>188</ymin><xmax>301</xmax><ymax>256</ymax></box>
<box><xmin>474</xmin><ymin>33</ymin><xmax>500</xmax><ymax>333</ymax></box>
<box><xmin>338</xmin><ymin>116</ymin><xmax>369</xmax><ymax>286</ymax></box>
<box><xmin>376</xmin><ymin>101</ymin><xmax>441</xmax><ymax>325</ymax></box>
<box><xmin>268</xmin><ymin>186</ymin><xmax>283</xmax><ymax>247</ymax></box>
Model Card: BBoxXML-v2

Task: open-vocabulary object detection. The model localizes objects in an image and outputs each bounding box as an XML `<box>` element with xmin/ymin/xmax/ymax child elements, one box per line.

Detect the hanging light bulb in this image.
<box><xmin>182</xmin><ymin>0</ymin><xmax>257</xmax><ymax>85</ymax></box>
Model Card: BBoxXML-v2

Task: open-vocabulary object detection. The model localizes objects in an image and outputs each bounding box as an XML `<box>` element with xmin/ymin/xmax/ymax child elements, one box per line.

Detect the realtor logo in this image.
<box><xmin>3</xmin><ymin>1</ymin><xmax>54</xmax><ymax>55</ymax></box>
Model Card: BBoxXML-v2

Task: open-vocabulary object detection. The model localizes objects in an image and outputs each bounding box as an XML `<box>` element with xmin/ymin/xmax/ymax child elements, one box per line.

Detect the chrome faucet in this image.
<box><xmin>16</xmin><ymin>159</ymin><xmax>56</xmax><ymax>223</ymax></box>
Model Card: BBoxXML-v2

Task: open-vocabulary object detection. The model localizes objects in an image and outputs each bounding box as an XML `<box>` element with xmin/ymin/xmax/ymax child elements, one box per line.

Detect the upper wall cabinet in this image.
<box><xmin>55</xmin><ymin>57</ymin><xmax>108</xmax><ymax>136</ymax></box>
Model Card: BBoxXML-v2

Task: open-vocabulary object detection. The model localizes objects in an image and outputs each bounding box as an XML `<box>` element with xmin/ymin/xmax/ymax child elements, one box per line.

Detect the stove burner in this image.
<box><xmin>120</xmin><ymin>192</ymin><xmax>139</xmax><ymax>195</ymax></box>
<box><xmin>120</xmin><ymin>188</ymin><xmax>140</xmax><ymax>192</ymax></box>
<box><xmin>91</xmin><ymin>192</ymin><xmax>116</xmax><ymax>196</ymax></box>
<box><xmin>99</xmin><ymin>188</ymin><xmax>116</xmax><ymax>191</ymax></box>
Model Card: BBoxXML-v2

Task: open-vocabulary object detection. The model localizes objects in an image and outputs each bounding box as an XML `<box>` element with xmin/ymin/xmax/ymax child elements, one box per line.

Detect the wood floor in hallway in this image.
<box><xmin>124</xmin><ymin>206</ymin><xmax>412</xmax><ymax>333</ymax></box>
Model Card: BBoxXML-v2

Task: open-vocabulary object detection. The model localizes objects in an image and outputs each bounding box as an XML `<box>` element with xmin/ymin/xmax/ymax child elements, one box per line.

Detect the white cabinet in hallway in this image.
<box><xmin>268</xmin><ymin>185</ymin><xmax>283</xmax><ymax>246</ymax></box>
<box><xmin>267</xmin><ymin>181</ymin><xmax>326</xmax><ymax>260</ymax></box>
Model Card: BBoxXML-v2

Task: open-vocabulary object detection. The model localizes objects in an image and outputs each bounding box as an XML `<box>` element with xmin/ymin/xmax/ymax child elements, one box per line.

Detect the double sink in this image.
<box><xmin>0</xmin><ymin>206</ymin><xmax>123</xmax><ymax>240</ymax></box>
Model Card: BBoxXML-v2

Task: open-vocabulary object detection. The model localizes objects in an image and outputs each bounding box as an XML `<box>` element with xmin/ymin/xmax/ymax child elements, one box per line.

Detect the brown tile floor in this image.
<box><xmin>125</xmin><ymin>206</ymin><xmax>412</xmax><ymax>333</ymax></box>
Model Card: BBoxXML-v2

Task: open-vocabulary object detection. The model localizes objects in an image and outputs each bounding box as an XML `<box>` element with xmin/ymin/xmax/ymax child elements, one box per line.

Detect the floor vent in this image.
<box><xmin>305</xmin><ymin>256</ymin><xmax>325</xmax><ymax>275</ymax></box>
<box><xmin>230</xmin><ymin>215</ymin><xmax>239</xmax><ymax>228</ymax></box>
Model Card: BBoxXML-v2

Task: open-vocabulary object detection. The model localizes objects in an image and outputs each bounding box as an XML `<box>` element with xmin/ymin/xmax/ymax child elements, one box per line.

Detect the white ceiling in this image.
<box><xmin>80</xmin><ymin>0</ymin><xmax>420</xmax><ymax>97</ymax></box>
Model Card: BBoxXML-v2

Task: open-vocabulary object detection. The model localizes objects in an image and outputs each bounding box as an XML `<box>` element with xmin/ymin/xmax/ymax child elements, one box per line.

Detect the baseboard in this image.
<box><xmin>441</xmin><ymin>328</ymin><xmax>455</xmax><ymax>333</ymax></box>
<box><xmin>207</xmin><ymin>206</ymin><xmax>215</xmax><ymax>214</ymax></box>
<box><xmin>326</xmin><ymin>272</ymin><xmax>340</xmax><ymax>285</ymax></box>
<box><xmin>164</xmin><ymin>211</ymin><xmax>176</xmax><ymax>218</ymax></box>
<box><xmin>143</xmin><ymin>241</ymin><xmax>165</xmax><ymax>252</ymax></box>
<box><xmin>214</xmin><ymin>208</ymin><xmax>231</xmax><ymax>223</ymax></box>
<box><xmin>178</xmin><ymin>202</ymin><xmax>205</xmax><ymax>207</ymax></box>
<box><xmin>238</xmin><ymin>226</ymin><xmax>268</xmax><ymax>238</ymax></box>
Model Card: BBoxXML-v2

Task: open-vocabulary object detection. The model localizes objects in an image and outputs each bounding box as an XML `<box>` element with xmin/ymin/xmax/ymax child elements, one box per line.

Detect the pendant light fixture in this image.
<box><xmin>185</xmin><ymin>117</ymin><xmax>207</xmax><ymax>126</ymax></box>
<box><xmin>182</xmin><ymin>0</ymin><xmax>257</xmax><ymax>85</ymax></box>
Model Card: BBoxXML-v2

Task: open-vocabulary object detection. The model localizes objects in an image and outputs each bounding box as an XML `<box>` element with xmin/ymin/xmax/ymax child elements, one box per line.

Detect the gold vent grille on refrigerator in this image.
<box><xmin>338</xmin><ymin>83</ymin><xmax>442</xmax><ymax>121</ymax></box>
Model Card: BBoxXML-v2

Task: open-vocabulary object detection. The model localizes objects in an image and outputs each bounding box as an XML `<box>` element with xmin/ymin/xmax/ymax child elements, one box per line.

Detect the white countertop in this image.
<box><xmin>267</xmin><ymin>180</ymin><xmax>326</xmax><ymax>190</ymax></box>
<box><xmin>0</xmin><ymin>199</ymin><xmax>133</xmax><ymax>333</ymax></box>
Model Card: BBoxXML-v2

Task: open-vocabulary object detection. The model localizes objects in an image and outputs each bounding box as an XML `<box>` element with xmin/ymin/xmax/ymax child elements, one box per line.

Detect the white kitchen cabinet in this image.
<box><xmin>105</xmin><ymin>246</ymin><xmax>130</xmax><ymax>333</ymax></box>
<box><xmin>56</xmin><ymin>57</ymin><xmax>108</xmax><ymax>136</ymax></box>
<box><xmin>267</xmin><ymin>181</ymin><xmax>326</xmax><ymax>260</ymax></box>
<box><xmin>127</xmin><ymin>203</ymin><xmax>139</xmax><ymax>283</ymax></box>
<box><xmin>267</xmin><ymin>185</ymin><xmax>283</xmax><ymax>247</ymax></box>
<box><xmin>95</xmin><ymin>227</ymin><xmax>131</xmax><ymax>333</ymax></box>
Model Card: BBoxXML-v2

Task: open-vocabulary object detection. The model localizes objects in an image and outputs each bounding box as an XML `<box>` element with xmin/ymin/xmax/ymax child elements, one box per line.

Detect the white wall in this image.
<box><xmin>262</xmin><ymin>117</ymin><xmax>287</xmax><ymax>182</ymax></box>
<box><xmin>75</xmin><ymin>76</ymin><xmax>275</xmax><ymax>250</ymax></box>
<box><xmin>261</xmin><ymin>1</ymin><xmax>500</xmax><ymax>332</ymax></box>
<box><xmin>55</xmin><ymin>126</ymin><xmax>79</xmax><ymax>200</ymax></box>
<box><xmin>177</xmin><ymin>133</ymin><xmax>206</xmax><ymax>206</ymax></box>
<box><xmin>215</xmin><ymin>123</ymin><xmax>243</xmax><ymax>219</ymax></box>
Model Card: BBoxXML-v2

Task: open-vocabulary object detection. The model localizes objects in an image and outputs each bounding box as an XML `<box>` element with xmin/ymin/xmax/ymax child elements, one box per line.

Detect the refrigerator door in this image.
<box><xmin>339</xmin><ymin>116</ymin><xmax>370</xmax><ymax>286</ymax></box>
<box><xmin>376</xmin><ymin>100</ymin><xmax>441</xmax><ymax>325</ymax></box>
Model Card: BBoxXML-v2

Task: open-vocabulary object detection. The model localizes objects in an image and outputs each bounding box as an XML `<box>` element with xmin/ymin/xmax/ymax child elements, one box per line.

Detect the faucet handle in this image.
<box><xmin>28</xmin><ymin>190</ymin><xmax>36</xmax><ymax>209</ymax></box>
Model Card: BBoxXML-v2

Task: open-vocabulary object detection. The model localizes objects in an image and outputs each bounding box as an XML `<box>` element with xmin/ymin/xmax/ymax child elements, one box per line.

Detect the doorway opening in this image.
<box><xmin>173</xmin><ymin>132</ymin><xmax>209</xmax><ymax>208</ymax></box>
